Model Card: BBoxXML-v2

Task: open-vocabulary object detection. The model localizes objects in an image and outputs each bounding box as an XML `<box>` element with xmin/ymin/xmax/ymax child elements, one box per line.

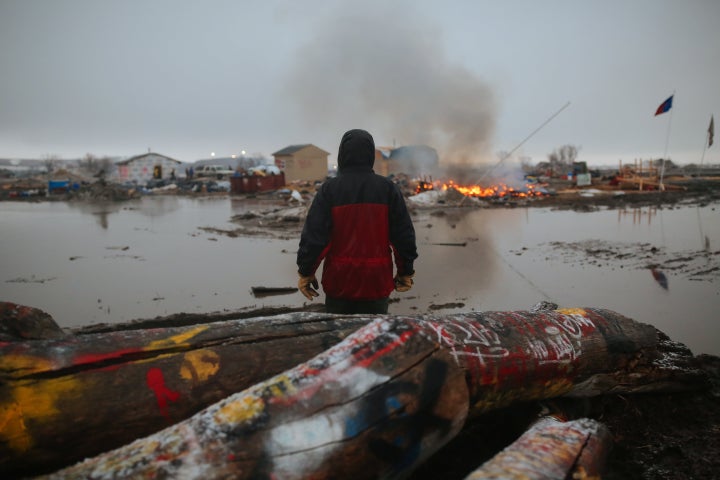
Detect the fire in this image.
<box><xmin>415</xmin><ymin>178</ymin><xmax>546</xmax><ymax>198</ymax></box>
<box><xmin>441</xmin><ymin>180</ymin><xmax>543</xmax><ymax>198</ymax></box>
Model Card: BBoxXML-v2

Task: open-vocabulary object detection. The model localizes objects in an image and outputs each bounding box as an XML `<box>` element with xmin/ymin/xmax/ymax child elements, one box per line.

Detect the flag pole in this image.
<box><xmin>658</xmin><ymin>90</ymin><xmax>675</xmax><ymax>191</ymax></box>
<box><xmin>700</xmin><ymin>133</ymin><xmax>708</xmax><ymax>167</ymax></box>
<box><xmin>478</xmin><ymin>101</ymin><xmax>572</xmax><ymax>182</ymax></box>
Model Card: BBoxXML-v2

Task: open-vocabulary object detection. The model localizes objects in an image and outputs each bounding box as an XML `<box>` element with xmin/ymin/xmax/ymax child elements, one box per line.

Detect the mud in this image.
<box><xmin>516</xmin><ymin>239</ymin><xmax>719</xmax><ymax>284</ymax></box>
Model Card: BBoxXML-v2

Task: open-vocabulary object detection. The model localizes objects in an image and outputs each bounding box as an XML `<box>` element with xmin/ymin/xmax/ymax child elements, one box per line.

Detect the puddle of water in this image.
<box><xmin>0</xmin><ymin>197</ymin><xmax>718</xmax><ymax>356</ymax></box>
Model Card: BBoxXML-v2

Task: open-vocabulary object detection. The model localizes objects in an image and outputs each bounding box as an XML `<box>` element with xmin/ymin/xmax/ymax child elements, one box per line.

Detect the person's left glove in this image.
<box><xmin>394</xmin><ymin>273</ymin><xmax>414</xmax><ymax>292</ymax></box>
<box><xmin>298</xmin><ymin>274</ymin><xmax>320</xmax><ymax>301</ymax></box>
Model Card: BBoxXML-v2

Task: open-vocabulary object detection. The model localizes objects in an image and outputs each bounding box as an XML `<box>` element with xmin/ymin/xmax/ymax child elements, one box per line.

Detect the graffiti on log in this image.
<box><xmin>3</xmin><ymin>305</ymin><xmax>708</xmax><ymax>479</ymax></box>
<box><xmin>465</xmin><ymin>416</ymin><xmax>613</xmax><ymax>479</ymax></box>
<box><xmin>0</xmin><ymin>310</ymin><xmax>371</xmax><ymax>477</ymax></box>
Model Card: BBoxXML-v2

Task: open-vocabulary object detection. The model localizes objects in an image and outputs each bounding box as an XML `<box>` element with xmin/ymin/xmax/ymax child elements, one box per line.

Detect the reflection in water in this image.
<box><xmin>95</xmin><ymin>211</ymin><xmax>109</xmax><ymax>229</ymax></box>
<box><xmin>66</xmin><ymin>201</ymin><xmax>126</xmax><ymax>229</ymax></box>
<box><xmin>696</xmin><ymin>206</ymin><xmax>712</xmax><ymax>251</ymax></box>
<box><xmin>424</xmin><ymin>208</ymin><xmax>556</xmax><ymax>304</ymax></box>
<box><xmin>651</xmin><ymin>268</ymin><xmax>669</xmax><ymax>290</ymax></box>
<box><xmin>419</xmin><ymin>209</ymin><xmax>500</xmax><ymax>298</ymax></box>
<box><xmin>135</xmin><ymin>196</ymin><xmax>181</xmax><ymax>218</ymax></box>
<box><xmin>63</xmin><ymin>197</ymin><xmax>183</xmax><ymax>229</ymax></box>
<box><xmin>617</xmin><ymin>207</ymin><xmax>657</xmax><ymax>225</ymax></box>
<box><xmin>1</xmin><ymin>199</ymin><xmax>718</xmax><ymax>356</ymax></box>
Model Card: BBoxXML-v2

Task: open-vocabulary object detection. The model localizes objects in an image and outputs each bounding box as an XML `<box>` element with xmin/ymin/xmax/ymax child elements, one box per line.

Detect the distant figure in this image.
<box><xmin>296</xmin><ymin>129</ymin><xmax>418</xmax><ymax>314</ymax></box>
<box><xmin>170</xmin><ymin>168</ymin><xmax>176</xmax><ymax>180</ymax></box>
<box><xmin>188</xmin><ymin>166</ymin><xmax>194</xmax><ymax>180</ymax></box>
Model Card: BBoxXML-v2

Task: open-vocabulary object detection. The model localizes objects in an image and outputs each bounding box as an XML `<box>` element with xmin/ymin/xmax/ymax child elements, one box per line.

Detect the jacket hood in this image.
<box><xmin>337</xmin><ymin>129</ymin><xmax>375</xmax><ymax>170</ymax></box>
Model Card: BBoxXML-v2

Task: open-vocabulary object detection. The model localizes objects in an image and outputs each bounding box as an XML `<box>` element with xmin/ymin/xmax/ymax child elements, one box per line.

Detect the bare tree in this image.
<box><xmin>80</xmin><ymin>153</ymin><xmax>114</xmax><ymax>177</ymax></box>
<box><xmin>81</xmin><ymin>153</ymin><xmax>97</xmax><ymax>173</ymax></box>
<box><xmin>42</xmin><ymin>154</ymin><xmax>61</xmax><ymax>173</ymax></box>
<box><xmin>547</xmin><ymin>145</ymin><xmax>580</xmax><ymax>175</ymax></box>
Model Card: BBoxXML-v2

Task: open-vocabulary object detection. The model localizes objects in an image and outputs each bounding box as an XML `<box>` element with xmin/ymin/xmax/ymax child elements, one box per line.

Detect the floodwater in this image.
<box><xmin>1</xmin><ymin>196</ymin><xmax>718</xmax><ymax>356</ymax></box>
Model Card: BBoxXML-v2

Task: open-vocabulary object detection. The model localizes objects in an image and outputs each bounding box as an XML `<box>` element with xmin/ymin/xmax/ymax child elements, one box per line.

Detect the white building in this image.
<box><xmin>115</xmin><ymin>153</ymin><xmax>183</xmax><ymax>184</ymax></box>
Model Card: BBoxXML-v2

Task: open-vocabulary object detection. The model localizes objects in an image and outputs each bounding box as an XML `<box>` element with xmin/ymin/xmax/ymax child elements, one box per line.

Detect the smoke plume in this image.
<box><xmin>283</xmin><ymin>2</ymin><xmax>497</xmax><ymax>167</ymax></box>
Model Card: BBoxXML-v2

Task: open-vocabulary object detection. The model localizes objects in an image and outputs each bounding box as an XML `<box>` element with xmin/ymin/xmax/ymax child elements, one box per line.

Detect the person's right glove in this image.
<box><xmin>298</xmin><ymin>274</ymin><xmax>320</xmax><ymax>300</ymax></box>
<box><xmin>394</xmin><ymin>273</ymin><xmax>414</xmax><ymax>292</ymax></box>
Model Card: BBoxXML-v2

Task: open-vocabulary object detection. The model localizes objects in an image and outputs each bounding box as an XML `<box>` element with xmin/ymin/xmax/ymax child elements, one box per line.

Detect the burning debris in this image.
<box><xmin>439</xmin><ymin>179</ymin><xmax>547</xmax><ymax>198</ymax></box>
<box><xmin>409</xmin><ymin>174</ymin><xmax>552</xmax><ymax>207</ymax></box>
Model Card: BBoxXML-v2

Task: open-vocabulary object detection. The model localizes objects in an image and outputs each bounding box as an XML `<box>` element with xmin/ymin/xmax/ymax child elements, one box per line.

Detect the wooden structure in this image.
<box><xmin>616</xmin><ymin>159</ymin><xmax>685</xmax><ymax>191</ymax></box>
<box><xmin>272</xmin><ymin>144</ymin><xmax>330</xmax><ymax>183</ymax></box>
<box><xmin>114</xmin><ymin>152</ymin><xmax>183</xmax><ymax>184</ymax></box>
<box><xmin>39</xmin><ymin>307</ymin><xmax>706</xmax><ymax>479</ymax></box>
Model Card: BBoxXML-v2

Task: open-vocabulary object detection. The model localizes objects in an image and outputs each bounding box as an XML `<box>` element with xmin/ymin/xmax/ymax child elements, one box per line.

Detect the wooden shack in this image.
<box><xmin>272</xmin><ymin>144</ymin><xmax>329</xmax><ymax>183</ymax></box>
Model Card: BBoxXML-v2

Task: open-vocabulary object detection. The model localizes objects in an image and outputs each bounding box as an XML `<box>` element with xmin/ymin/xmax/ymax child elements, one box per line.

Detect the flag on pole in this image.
<box><xmin>654</xmin><ymin>95</ymin><xmax>673</xmax><ymax>116</ymax></box>
<box><xmin>709</xmin><ymin>115</ymin><xmax>715</xmax><ymax>147</ymax></box>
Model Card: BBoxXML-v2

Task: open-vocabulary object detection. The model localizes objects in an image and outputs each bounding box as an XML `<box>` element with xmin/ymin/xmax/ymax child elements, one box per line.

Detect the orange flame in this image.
<box><xmin>441</xmin><ymin>180</ymin><xmax>544</xmax><ymax>198</ymax></box>
<box><xmin>414</xmin><ymin>178</ymin><xmax>546</xmax><ymax>198</ymax></box>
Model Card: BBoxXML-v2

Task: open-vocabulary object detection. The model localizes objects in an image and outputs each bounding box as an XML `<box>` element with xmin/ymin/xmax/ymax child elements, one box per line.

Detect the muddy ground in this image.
<box><xmin>5</xmin><ymin>177</ymin><xmax>720</xmax><ymax>478</ymax></box>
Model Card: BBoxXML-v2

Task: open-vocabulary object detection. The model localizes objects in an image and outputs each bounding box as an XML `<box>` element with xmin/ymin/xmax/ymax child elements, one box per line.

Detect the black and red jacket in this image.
<box><xmin>297</xmin><ymin>129</ymin><xmax>417</xmax><ymax>301</ymax></box>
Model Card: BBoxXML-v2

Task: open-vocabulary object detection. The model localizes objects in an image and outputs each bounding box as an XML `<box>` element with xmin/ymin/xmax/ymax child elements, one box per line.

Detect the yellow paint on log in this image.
<box><xmin>180</xmin><ymin>349</ymin><xmax>220</xmax><ymax>382</ymax></box>
<box><xmin>0</xmin><ymin>401</ymin><xmax>30</xmax><ymax>453</ymax></box>
<box><xmin>147</xmin><ymin>325</ymin><xmax>209</xmax><ymax>349</ymax></box>
<box><xmin>214</xmin><ymin>374</ymin><xmax>297</xmax><ymax>425</ymax></box>
<box><xmin>267</xmin><ymin>374</ymin><xmax>296</xmax><ymax>399</ymax></box>
<box><xmin>0</xmin><ymin>371</ymin><xmax>82</xmax><ymax>454</ymax></box>
<box><xmin>0</xmin><ymin>352</ymin><xmax>54</xmax><ymax>375</ymax></box>
<box><xmin>215</xmin><ymin>394</ymin><xmax>265</xmax><ymax>425</ymax></box>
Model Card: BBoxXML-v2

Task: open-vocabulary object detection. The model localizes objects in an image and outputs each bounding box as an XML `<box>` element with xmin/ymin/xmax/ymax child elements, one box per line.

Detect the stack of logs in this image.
<box><xmin>0</xmin><ymin>301</ymin><xmax>708</xmax><ymax>479</ymax></box>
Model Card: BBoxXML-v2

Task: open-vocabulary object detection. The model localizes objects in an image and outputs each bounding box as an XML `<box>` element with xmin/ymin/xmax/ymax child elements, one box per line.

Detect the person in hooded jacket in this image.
<box><xmin>297</xmin><ymin>129</ymin><xmax>418</xmax><ymax>314</ymax></box>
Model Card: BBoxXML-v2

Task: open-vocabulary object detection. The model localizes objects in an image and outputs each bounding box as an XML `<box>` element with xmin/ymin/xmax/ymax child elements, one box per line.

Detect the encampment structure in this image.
<box><xmin>115</xmin><ymin>152</ymin><xmax>183</xmax><ymax>184</ymax></box>
<box><xmin>272</xmin><ymin>144</ymin><xmax>329</xmax><ymax>183</ymax></box>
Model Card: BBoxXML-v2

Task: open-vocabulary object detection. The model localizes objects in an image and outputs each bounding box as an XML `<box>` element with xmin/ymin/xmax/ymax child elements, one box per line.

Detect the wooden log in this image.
<box><xmin>250</xmin><ymin>286</ymin><xmax>299</xmax><ymax>297</ymax></box>
<box><xmin>0</xmin><ymin>310</ymin><xmax>371</xmax><ymax>477</ymax></box>
<box><xmin>0</xmin><ymin>302</ymin><xmax>67</xmax><ymax>341</ymax></box>
<box><xmin>42</xmin><ymin>307</ymin><xmax>708</xmax><ymax>479</ymax></box>
<box><xmin>464</xmin><ymin>416</ymin><xmax>613</xmax><ymax>479</ymax></box>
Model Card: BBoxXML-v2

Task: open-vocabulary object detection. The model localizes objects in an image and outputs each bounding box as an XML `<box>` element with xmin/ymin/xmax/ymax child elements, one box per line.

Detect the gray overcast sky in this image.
<box><xmin>1</xmin><ymin>0</ymin><xmax>719</xmax><ymax>167</ymax></box>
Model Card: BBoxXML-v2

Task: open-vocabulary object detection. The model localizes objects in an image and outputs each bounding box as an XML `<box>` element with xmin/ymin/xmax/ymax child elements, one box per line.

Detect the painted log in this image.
<box><xmin>0</xmin><ymin>302</ymin><xmax>67</xmax><ymax>341</ymax></box>
<box><xmin>464</xmin><ymin>416</ymin><xmax>613</xmax><ymax>479</ymax></box>
<box><xmin>0</xmin><ymin>309</ymin><xmax>371</xmax><ymax>477</ymax></box>
<box><xmin>42</xmin><ymin>307</ymin><xmax>707</xmax><ymax>479</ymax></box>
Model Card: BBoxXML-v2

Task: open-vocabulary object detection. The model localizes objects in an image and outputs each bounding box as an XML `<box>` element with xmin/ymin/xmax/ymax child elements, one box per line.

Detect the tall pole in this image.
<box><xmin>658</xmin><ymin>91</ymin><xmax>675</xmax><ymax>191</ymax></box>
<box><xmin>479</xmin><ymin>101</ymin><xmax>572</xmax><ymax>182</ymax></box>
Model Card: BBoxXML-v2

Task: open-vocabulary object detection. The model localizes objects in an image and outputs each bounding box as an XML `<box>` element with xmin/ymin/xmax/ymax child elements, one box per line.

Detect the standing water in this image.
<box><xmin>0</xmin><ymin>196</ymin><xmax>718</xmax><ymax>356</ymax></box>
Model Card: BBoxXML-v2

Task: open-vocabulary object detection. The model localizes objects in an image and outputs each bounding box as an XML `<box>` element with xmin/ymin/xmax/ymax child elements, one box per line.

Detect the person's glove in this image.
<box><xmin>298</xmin><ymin>274</ymin><xmax>320</xmax><ymax>301</ymax></box>
<box><xmin>394</xmin><ymin>273</ymin><xmax>414</xmax><ymax>292</ymax></box>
